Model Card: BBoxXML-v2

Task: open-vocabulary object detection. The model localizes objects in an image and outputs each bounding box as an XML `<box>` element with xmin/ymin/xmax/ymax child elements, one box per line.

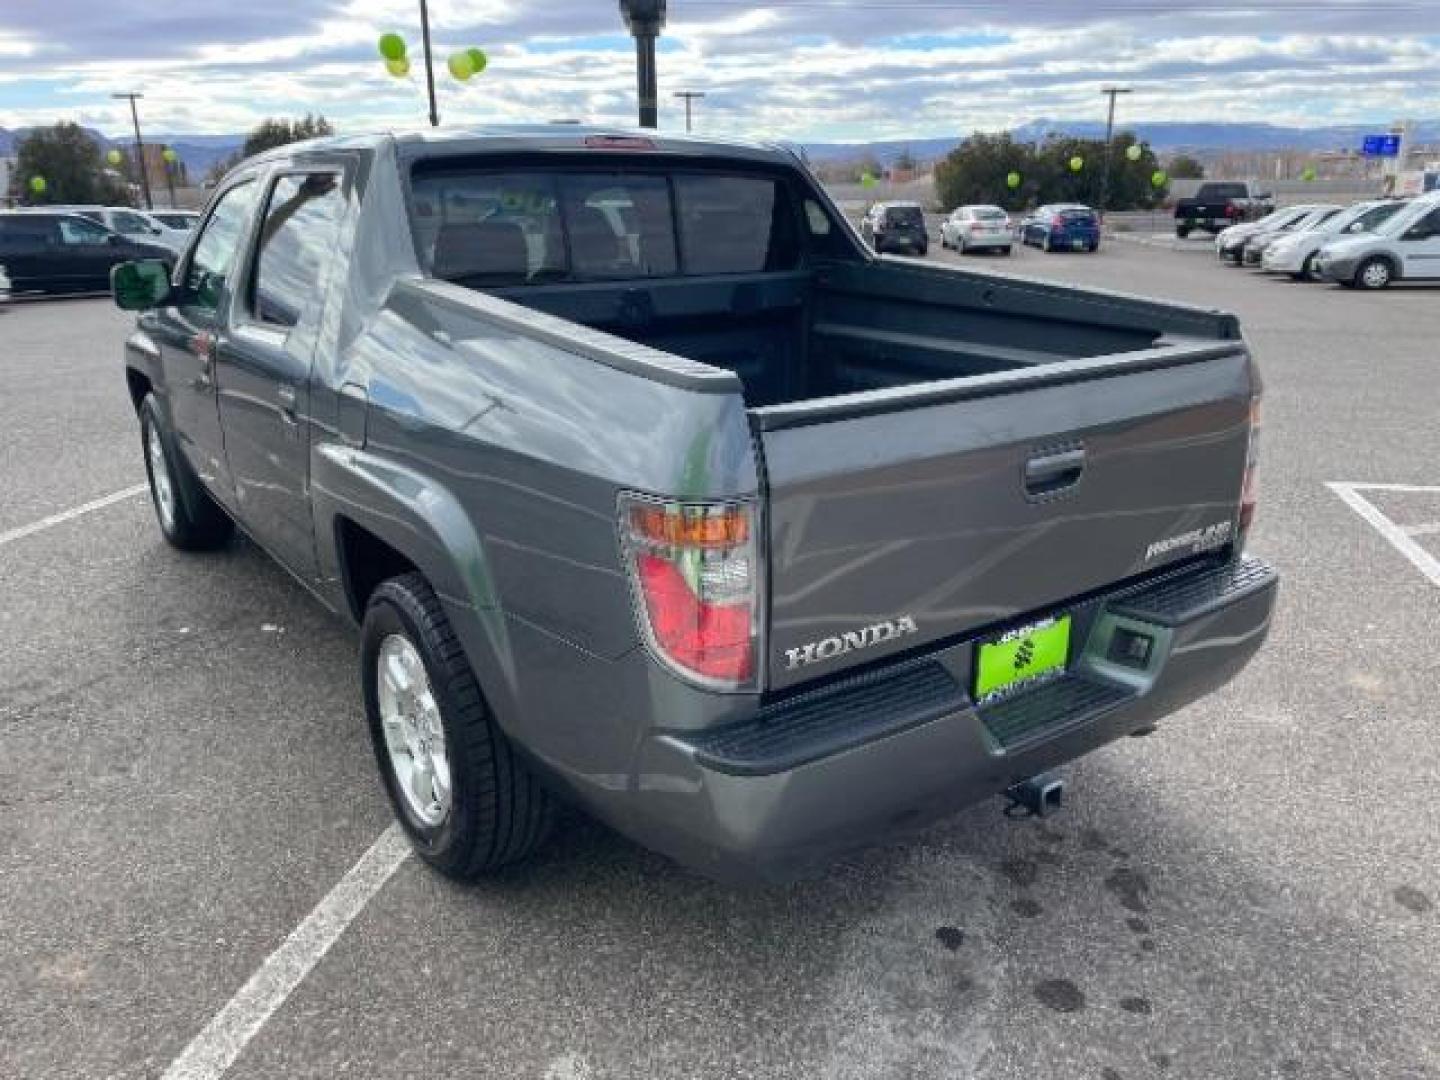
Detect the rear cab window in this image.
<box><xmin>410</xmin><ymin>163</ymin><xmax>808</xmax><ymax>285</ymax></box>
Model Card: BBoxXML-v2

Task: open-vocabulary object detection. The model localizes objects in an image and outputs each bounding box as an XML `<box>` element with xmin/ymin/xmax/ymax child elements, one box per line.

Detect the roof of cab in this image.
<box><xmin>243</xmin><ymin>123</ymin><xmax>804</xmax><ymax>169</ymax></box>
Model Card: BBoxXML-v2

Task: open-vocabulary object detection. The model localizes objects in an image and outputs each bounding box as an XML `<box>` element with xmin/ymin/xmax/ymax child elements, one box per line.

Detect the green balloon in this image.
<box><xmin>385</xmin><ymin>56</ymin><xmax>411</xmax><ymax>78</ymax></box>
<box><xmin>1006</xmin><ymin>171</ymin><xmax>1022</xmax><ymax>189</ymax></box>
<box><xmin>1069</xmin><ymin>155</ymin><xmax>1084</xmax><ymax>172</ymax></box>
<box><xmin>106</xmin><ymin>148</ymin><xmax>123</xmax><ymax>166</ymax></box>
<box><xmin>466</xmin><ymin>47</ymin><xmax>488</xmax><ymax>75</ymax></box>
<box><xmin>448</xmin><ymin>50</ymin><xmax>475</xmax><ymax>80</ymax></box>
<box><xmin>1301</xmin><ymin>166</ymin><xmax>1317</xmax><ymax>182</ymax></box>
<box><xmin>1126</xmin><ymin>144</ymin><xmax>1143</xmax><ymax>162</ymax></box>
<box><xmin>1151</xmin><ymin>170</ymin><xmax>1168</xmax><ymax>187</ymax></box>
<box><xmin>162</xmin><ymin>147</ymin><xmax>178</xmax><ymax>164</ymax></box>
<box><xmin>378</xmin><ymin>33</ymin><xmax>406</xmax><ymax>61</ymax></box>
<box><xmin>29</xmin><ymin>175</ymin><xmax>46</xmax><ymax>194</ymax></box>
<box><xmin>860</xmin><ymin>172</ymin><xmax>877</xmax><ymax>189</ymax></box>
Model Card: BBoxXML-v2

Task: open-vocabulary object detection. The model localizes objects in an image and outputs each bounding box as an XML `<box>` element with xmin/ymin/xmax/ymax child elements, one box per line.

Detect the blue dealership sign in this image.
<box><xmin>1362</xmin><ymin>134</ymin><xmax>1401</xmax><ymax>157</ymax></box>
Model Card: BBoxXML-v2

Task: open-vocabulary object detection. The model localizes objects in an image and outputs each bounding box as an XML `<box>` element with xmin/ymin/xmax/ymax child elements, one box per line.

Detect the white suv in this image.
<box><xmin>1315</xmin><ymin>193</ymin><xmax>1440</xmax><ymax>289</ymax></box>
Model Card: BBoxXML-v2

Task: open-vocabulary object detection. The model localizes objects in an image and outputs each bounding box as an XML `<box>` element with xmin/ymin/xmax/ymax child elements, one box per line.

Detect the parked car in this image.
<box><xmin>110</xmin><ymin>127</ymin><xmax>1276</xmax><ymax>884</ymax></box>
<box><xmin>0</xmin><ymin>210</ymin><xmax>173</xmax><ymax>294</ymax></box>
<box><xmin>148</xmin><ymin>210</ymin><xmax>201</xmax><ymax>232</ymax></box>
<box><xmin>44</xmin><ymin>204</ymin><xmax>173</xmax><ymax>248</ymax></box>
<box><xmin>1242</xmin><ymin>205</ymin><xmax>1341</xmax><ymax>266</ymax></box>
<box><xmin>1175</xmin><ymin>181</ymin><xmax>1274</xmax><ymax>238</ymax></box>
<box><xmin>1315</xmin><ymin>192</ymin><xmax>1440</xmax><ymax>289</ymax></box>
<box><xmin>1260</xmin><ymin>199</ymin><xmax>1406</xmax><ymax>280</ymax></box>
<box><xmin>860</xmin><ymin>201</ymin><xmax>929</xmax><ymax>255</ymax></box>
<box><xmin>940</xmin><ymin>204</ymin><xmax>1013</xmax><ymax>254</ymax></box>
<box><xmin>1020</xmin><ymin>204</ymin><xmax>1101</xmax><ymax>252</ymax></box>
<box><xmin>1216</xmin><ymin>205</ymin><xmax>1325</xmax><ymax>265</ymax></box>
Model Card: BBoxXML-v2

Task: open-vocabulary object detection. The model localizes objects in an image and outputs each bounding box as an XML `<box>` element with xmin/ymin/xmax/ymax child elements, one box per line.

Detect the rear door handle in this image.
<box><xmin>277</xmin><ymin>383</ymin><xmax>298</xmax><ymax>424</ymax></box>
<box><xmin>1024</xmin><ymin>447</ymin><xmax>1086</xmax><ymax>496</ymax></box>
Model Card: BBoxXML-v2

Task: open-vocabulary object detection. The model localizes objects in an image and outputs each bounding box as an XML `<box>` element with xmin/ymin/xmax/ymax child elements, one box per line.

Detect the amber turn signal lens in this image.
<box><xmin>628</xmin><ymin>505</ymin><xmax>750</xmax><ymax>548</ymax></box>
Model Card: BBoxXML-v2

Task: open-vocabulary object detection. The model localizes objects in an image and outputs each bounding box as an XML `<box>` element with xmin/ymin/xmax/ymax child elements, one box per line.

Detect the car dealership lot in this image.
<box><xmin>2</xmin><ymin>247</ymin><xmax>1437</xmax><ymax>1080</ymax></box>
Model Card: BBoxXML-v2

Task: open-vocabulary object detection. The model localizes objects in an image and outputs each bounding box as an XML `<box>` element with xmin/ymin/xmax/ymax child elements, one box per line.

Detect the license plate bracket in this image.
<box><xmin>974</xmin><ymin>615</ymin><xmax>1072</xmax><ymax>702</ymax></box>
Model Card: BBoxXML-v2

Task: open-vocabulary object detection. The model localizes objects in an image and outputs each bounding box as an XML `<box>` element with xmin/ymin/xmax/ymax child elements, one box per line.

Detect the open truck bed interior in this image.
<box><xmin>490</xmin><ymin>260</ymin><xmax>1239</xmax><ymax>412</ymax></box>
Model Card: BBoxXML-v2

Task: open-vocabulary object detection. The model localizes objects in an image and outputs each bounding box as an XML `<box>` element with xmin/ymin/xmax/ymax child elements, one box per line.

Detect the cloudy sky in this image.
<box><xmin>1</xmin><ymin>0</ymin><xmax>1437</xmax><ymax>142</ymax></box>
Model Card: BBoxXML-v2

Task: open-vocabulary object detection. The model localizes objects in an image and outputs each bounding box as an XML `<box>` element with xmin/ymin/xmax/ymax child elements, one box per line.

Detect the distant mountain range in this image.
<box><xmin>803</xmin><ymin>120</ymin><xmax>1440</xmax><ymax>162</ymax></box>
<box><xmin>5</xmin><ymin>119</ymin><xmax>1437</xmax><ymax>176</ymax></box>
<box><xmin>0</xmin><ymin>126</ymin><xmax>241</xmax><ymax>178</ymax></box>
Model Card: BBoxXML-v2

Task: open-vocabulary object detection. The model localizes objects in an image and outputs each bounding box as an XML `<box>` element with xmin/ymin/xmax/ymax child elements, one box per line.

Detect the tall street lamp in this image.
<box><xmin>620</xmin><ymin>0</ymin><xmax>666</xmax><ymax>128</ymax></box>
<box><xmin>112</xmin><ymin>91</ymin><xmax>154</xmax><ymax>209</ymax></box>
<box><xmin>1099</xmin><ymin>85</ymin><xmax>1133</xmax><ymax>217</ymax></box>
<box><xmin>673</xmin><ymin>90</ymin><xmax>705</xmax><ymax>133</ymax></box>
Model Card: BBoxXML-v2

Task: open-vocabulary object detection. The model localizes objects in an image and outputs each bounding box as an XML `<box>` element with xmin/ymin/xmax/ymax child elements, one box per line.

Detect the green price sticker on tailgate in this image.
<box><xmin>974</xmin><ymin>615</ymin><xmax>1072</xmax><ymax>700</ymax></box>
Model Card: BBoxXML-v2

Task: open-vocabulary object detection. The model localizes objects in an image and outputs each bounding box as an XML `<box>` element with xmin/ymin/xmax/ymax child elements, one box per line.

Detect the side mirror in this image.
<box><xmin>112</xmin><ymin>259</ymin><xmax>172</xmax><ymax>311</ymax></box>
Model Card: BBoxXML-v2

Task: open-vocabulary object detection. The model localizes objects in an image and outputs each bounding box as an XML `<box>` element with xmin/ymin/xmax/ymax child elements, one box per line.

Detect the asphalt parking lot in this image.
<box><xmin>3</xmin><ymin>241</ymin><xmax>1438</xmax><ymax>1080</ymax></box>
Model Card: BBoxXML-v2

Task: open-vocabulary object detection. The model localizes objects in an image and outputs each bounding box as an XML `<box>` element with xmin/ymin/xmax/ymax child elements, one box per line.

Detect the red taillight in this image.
<box><xmin>1051</xmin><ymin>215</ymin><xmax>1065</xmax><ymax>229</ymax></box>
<box><xmin>584</xmin><ymin>135</ymin><xmax>656</xmax><ymax>151</ymax></box>
<box><xmin>1239</xmin><ymin>397</ymin><xmax>1261</xmax><ymax>538</ymax></box>
<box><xmin>621</xmin><ymin>496</ymin><xmax>758</xmax><ymax>688</ymax></box>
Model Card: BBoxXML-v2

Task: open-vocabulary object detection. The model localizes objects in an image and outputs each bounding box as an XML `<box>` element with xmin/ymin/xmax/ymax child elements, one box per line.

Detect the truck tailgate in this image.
<box><xmin>754</xmin><ymin>343</ymin><xmax>1253</xmax><ymax>691</ymax></box>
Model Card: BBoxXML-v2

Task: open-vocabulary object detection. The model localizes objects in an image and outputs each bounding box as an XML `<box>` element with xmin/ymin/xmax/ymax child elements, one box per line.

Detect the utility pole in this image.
<box><xmin>673</xmin><ymin>90</ymin><xmax>705</xmax><ymax>132</ymax></box>
<box><xmin>418</xmin><ymin>0</ymin><xmax>440</xmax><ymax>126</ymax></box>
<box><xmin>620</xmin><ymin>0</ymin><xmax>667</xmax><ymax>128</ymax></box>
<box><xmin>1098</xmin><ymin>85</ymin><xmax>1133</xmax><ymax>218</ymax></box>
<box><xmin>112</xmin><ymin>92</ymin><xmax>153</xmax><ymax>209</ymax></box>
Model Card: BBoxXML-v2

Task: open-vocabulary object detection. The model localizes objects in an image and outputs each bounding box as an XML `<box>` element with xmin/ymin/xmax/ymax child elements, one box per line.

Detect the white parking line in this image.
<box><xmin>1327</xmin><ymin>482</ymin><xmax>1440</xmax><ymax>589</ymax></box>
<box><xmin>0</xmin><ymin>483</ymin><xmax>148</xmax><ymax>547</ymax></box>
<box><xmin>162</xmin><ymin>824</ymin><xmax>412</xmax><ymax>1080</ymax></box>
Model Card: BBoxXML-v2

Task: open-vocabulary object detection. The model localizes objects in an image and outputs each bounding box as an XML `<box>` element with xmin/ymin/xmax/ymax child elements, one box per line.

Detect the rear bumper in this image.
<box><xmin>626</xmin><ymin>555</ymin><xmax>1278</xmax><ymax>882</ymax></box>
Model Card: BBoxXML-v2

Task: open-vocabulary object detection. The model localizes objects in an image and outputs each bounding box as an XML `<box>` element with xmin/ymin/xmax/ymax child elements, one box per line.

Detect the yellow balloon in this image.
<box><xmin>1126</xmin><ymin>144</ymin><xmax>1143</xmax><ymax>162</ymax></box>
<box><xmin>29</xmin><ymin>175</ymin><xmax>47</xmax><ymax>194</ymax></box>
<box><xmin>106</xmin><ymin>148</ymin><xmax>123</xmax><ymax>166</ymax></box>
<box><xmin>386</xmin><ymin>56</ymin><xmax>411</xmax><ymax>77</ymax></box>
<box><xmin>447</xmin><ymin>50</ymin><xmax>474</xmax><ymax>80</ymax></box>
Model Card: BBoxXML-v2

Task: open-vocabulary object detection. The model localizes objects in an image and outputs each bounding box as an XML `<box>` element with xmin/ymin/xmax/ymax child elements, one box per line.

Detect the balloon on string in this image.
<box><xmin>1301</xmin><ymin>165</ymin><xmax>1317</xmax><ymax>182</ymax></box>
<box><xmin>386</xmin><ymin>56</ymin><xmax>411</xmax><ymax>77</ymax></box>
<box><xmin>29</xmin><ymin>175</ymin><xmax>46</xmax><ymax>195</ymax></box>
<box><xmin>378</xmin><ymin>33</ymin><xmax>406</xmax><ymax>61</ymax></box>
<box><xmin>106</xmin><ymin>148</ymin><xmax>123</xmax><ymax>166</ymax></box>
<box><xmin>448</xmin><ymin>50</ymin><xmax>476</xmax><ymax>80</ymax></box>
<box><xmin>1126</xmin><ymin>144</ymin><xmax>1143</xmax><ymax>162</ymax></box>
<box><xmin>162</xmin><ymin>147</ymin><xmax>178</xmax><ymax>164</ymax></box>
<box><xmin>1069</xmin><ymin>155</ymin><xmax>1084</xmax><ymax>172</ymax></box>
<box><xmin>1151</xmin><ymin>170</ymin><xmax>1168</xmax><ymax>188</ymax></box>
<box><xmin>860</xmin><ymin>172</ymin><xmax>877</xmax><ymax>189</ymax></box>
<box><xmin>465</xmin><ymin>48</ymin><xmax>487</xmax><ymax>75</ymax></box>
<box><xmin>1006</xmin><ymin>171</ymin><xmax>1022</xmax><ymax>189</ymax></box>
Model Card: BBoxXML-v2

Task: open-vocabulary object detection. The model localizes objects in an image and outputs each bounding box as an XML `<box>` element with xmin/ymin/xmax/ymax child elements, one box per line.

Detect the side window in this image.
<box><xmin>561</xmin><ymin>174</ymin><xmax>677</xmax><ymax>280</ymax></box>
<box><xmin>57</xmin><ymin>217</ymin><xmax>112</xmax><ymax>245</ymax></box>
<box><xmin>184</xmin><ymin>181</ymin><xmax>258</xmax><ymax>314</ymax></box>
<box><xmin>250</xmin><ymin>173</ymin><xmax>346</xmax><ymax>328</ymax></box>
<box><xmin>111</xmin><ymin>210</ymin><xmax>153</xmax><ymax>236</ymax></box>
<box><xmin>1405</xmin><ymin>208</ymin><xmax>1440</xmax><ymax>239</ymax></box>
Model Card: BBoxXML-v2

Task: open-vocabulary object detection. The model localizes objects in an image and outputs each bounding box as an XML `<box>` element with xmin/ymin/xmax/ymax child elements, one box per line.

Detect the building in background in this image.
<box><xmin>0</xmin><ymin>156</ymin><xmax>15</xmax><ymax>207</ymax></box>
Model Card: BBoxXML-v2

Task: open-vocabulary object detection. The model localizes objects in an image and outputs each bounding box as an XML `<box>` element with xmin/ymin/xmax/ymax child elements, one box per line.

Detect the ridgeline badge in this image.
<box><xmin>784</xmin><ymin>616</ymin><xmax>919</xmax><ymax>671</ymax></box>
<box><xmin>1144</xmin><ymin>521</ymin><xmax>1232</xmax><ymax>563</ymax></box>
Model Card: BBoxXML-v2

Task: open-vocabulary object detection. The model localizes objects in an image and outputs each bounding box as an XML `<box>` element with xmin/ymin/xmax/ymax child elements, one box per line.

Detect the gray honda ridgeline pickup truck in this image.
<box><xmin>111</xmin><ymin>127</ymin><xmax>1277</xmax><ymax>883</ymax></box>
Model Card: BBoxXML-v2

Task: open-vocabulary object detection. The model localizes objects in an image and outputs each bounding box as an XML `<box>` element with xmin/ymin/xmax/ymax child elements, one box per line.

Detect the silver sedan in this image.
<box><xmin>941</xmin><ymin>204</ymin><xmax>1014</xmax><ymax>255</ymax></box>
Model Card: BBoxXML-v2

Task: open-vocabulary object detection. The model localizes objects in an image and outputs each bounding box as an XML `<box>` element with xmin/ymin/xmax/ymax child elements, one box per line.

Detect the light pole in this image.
<box><xmin>418</xmin><ymin>0</ymin><xmax>440</xmax><ymax>127</ymax></box>
<box><xmin>112</xmin><ymin>91</ymin><xmax>153</xmax><ymax>209</ymax></box>
<box><xmin>619</xmin><ymin>0</ymin><xmax>667</xmax><ymax>128</ymax></box>
<box><xmin>1098</xmin><ymin>85</ymin><xmax>1133</xmax><ymax>218</ymax></box>
<box><xmin>673</xmin><ymin>90</ymin><xmax>705</xmax><ymax>132</ymax></box>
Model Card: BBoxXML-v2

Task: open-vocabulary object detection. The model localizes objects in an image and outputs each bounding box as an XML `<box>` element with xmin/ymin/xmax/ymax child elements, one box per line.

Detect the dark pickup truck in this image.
<box><xmin>112</xmin><ymin>127</ymin><xmax>1277</xmax><ymax>883</ymax></box>
<box><xmin>1175</xmin><ymin>181</ymin><xmax>1275</xmax><ymax>238</ymax></box>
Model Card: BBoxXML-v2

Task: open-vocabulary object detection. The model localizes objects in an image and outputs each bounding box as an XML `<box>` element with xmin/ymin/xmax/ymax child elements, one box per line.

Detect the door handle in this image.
<box><xmin>1024</xmin><ymin>447</ymin><xmax>1086</xmax><ymax>496</ymax></box>
<box><xmin>277</xmin><ymin>383</ymin><xmax>298</xmax><ymax>425</ymax></box>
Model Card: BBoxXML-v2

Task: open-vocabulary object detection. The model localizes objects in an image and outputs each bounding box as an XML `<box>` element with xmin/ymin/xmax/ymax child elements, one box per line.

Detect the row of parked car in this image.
<box><xmin>1214</xmin><ymin>191</ymin><xmax>1440</xmax><ymax>289</ymax></box>
<box><xmin>0</xmin><ymin>205</ymin><xmax>199</xmax><ymax>295</ymax></box>
<box><xmin>862</xmin><ymin>201</ymin><xmax>1103</xmax><ymax>257</ymax></box>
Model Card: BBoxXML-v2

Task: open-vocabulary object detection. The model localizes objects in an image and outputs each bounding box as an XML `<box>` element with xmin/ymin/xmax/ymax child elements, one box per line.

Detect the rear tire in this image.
<box><xmin>1300</xmin><ymin>253</ymin><xmax>1319</xmax><ymax>282</ymax></box>
<box><xmin>362</xmin><ymin>573</ymin><xmax>554</xmax><ymax>880</ymax></box>
<box><xmin>1356</xmin><ymin>257</ymin><xmax>1393</xmax><ymax>290</ymax></box>
<box><xmin>139</xmin><ymin>394</ymin><xmax>233</xmax><ymax>551</ymax></box>
<box><xmin>1176</xmin><ymin>224</ymin><xmax>1192</xmax><ymax>239</ymax></box>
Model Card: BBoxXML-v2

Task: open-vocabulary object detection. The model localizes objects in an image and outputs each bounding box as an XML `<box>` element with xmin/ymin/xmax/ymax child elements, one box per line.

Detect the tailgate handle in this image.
<box><xmin>1024</xmin><ymin>447</ymin><xmax>1085</xmax><ymax>496</ymax></box>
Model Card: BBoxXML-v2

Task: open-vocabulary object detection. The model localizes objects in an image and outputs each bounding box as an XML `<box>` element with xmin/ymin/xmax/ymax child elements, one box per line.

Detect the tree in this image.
<box><xmin>934</xmin><ymin>132</ymin><xmax>1036</xmax><ymax>212</ymax></box>
<box><xmin>1168</xmin><ymin>154</ymin><xmax>1205</xmax><ymax>179</ymax></box>
<box><xmin>242</xmin><ymin>114</ymin><xmax>334</xmax><ymax>158</ymax></box>
<box><xmin>893</xmin><ymin>147</ymin><xmax>917</xmax><ymax>173</ymax></box>
<box><xmin>9</xmin><ymin>122</ymin><xmax>128</xmax><ymax>205</ymax></box>
<box><xmin>852</xmin><ymin>152</ymin><xmax>883</xmax><ymax>183</ymax></box>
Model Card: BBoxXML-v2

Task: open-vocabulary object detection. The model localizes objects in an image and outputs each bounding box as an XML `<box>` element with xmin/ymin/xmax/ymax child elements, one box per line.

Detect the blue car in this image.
<box><xmin>1021</xmin><ymin>204</ymin><xmax>1102</xmax><ymax>253</ymax></box>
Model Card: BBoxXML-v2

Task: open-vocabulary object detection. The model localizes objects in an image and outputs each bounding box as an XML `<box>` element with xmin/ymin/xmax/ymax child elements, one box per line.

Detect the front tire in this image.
<box><xmin>1356</xmin><ymin>258</ymin><xmax>1393</xmax><ymax>290</ymax></box>
<box><xmin>362</xmin><ymin>573</ymin><xmax>553</xmax><ymax>880</ymax></box>
<box><xmin>1042</xmin><ymin>233</ymin><xmax>1054</xmax><ymax>253</ymax></box>
<box><xmin>1300</xmin><ymin>253</ymin><xmax>1319</xmax><ymax>282</ymax></box>
<box><xmin>139</xmin><ymin>394</ymin><xmax>232</xmax><ymax>551</ymax></box>
<box><xmin>1176</xmin><ymin>224</ymin><xmax>1192</xmax><ymax>239</ymax></box>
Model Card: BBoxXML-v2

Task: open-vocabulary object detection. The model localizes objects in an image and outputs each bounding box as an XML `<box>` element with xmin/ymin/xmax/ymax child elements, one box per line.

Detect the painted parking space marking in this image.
<box><xmin>1327</xmin><ymin>482</ymin><xmax>1440</xmax><ymax>589</ymax></box>
<box><xmin>161</xmin><ymin>825</ymin><xmax>412</xmax><ymax>1080</ymax></box>
<box><xmin>0</xmin><ymin>483</ymin><xmax>148</xmax><ymax>547</ymax></box>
